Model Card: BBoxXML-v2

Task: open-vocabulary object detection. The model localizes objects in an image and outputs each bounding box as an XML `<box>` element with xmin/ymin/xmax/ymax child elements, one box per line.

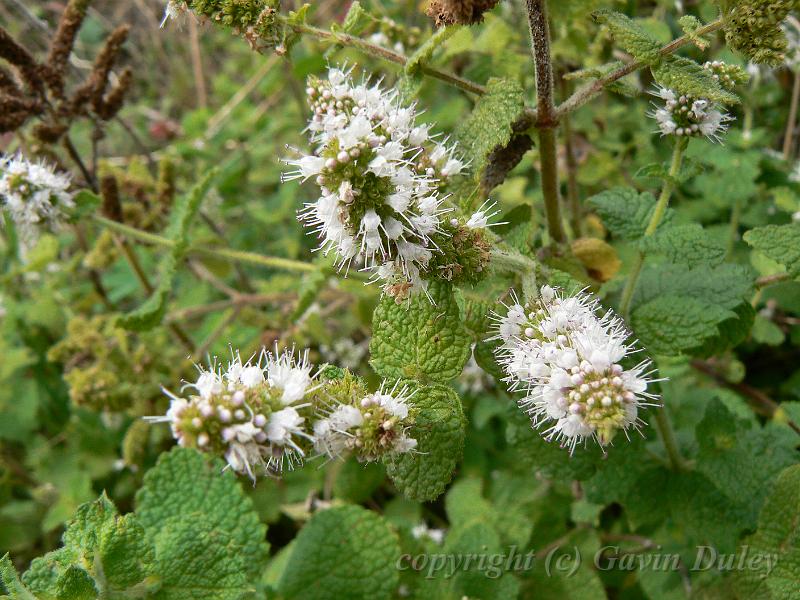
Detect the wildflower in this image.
<box><xmin>0</xmin><ymin>154</ymin><xmax>74</xmax><ymax>257</ymax></box>
<box><xmin>492</xmin><ymin>286</ymin><xmax>659</xmax><ymax>453</ymax></box>
<box><xmin>145</xmin><ymin>347</ymin><xmax>318</xmax><ymax>480</ymax></box>
<box><xmin>313</xmin><ymin>379</ymin><xmax>417</xmax><ymax>462</ymax></box>
<box><xmin>283</xmin><ymin>66</ymin><xmax>467</xmax><ymax>298</ymax></box>
<box><xmin>411</xmin><ymin>523</ymin><xmax>446</xmax><ymax>545</ymax></box>
<box><xmin>161</xmin><ymin>1</ymin><xmax>188</xmax><ymax>27</ymax></box>
<box><xmin>649</xmin><ymin>86</ymin><xmax>733</xmax><ymax>143</ymax></box>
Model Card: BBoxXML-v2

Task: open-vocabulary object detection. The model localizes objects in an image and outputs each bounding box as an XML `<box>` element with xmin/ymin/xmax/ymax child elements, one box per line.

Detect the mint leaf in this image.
<box><xmin>633</xmin><ymin>264</ymin><xmax>754</xmax><ymax>310</ymax></box>
<box><xmin>454</xmin><ymin>77</ymin><xmax>525</xmax><ymax>179</ymax></box>
<box><xmin>370</xmin><ymin>281</ymin><xmax>470</xmax><ymax>383</ymax></box>
<box><xmin>0</xmin><ymin>554</ymin><xmax>36</xmax><ymax>600</ymax></box>
<box><xmin>384</xmin><ymin>383</ymin><xmax>466</xmax><ymax>501</ymax></box>
<box><xmin>744</xmin><ymin>223</ymin><xmax>800</xmax><ymax>278</ymax></box>
<box><xmin>639</xmin><ymin>223</ymin><xmax>726</xmax><ymax>267</ymax></box>
<box><xmin>631</xmin><ymin>295</ymin><xmax>735</xmax><ymax>355</ymax></box>
<box><xmin>735</xmin><ymin>465</ymin><xmax>800</xmax><ymax>598</ymax></box>
<box><xmin>21</xmin><ymin>494</ymin><xmax>154</xmax><ymax>599</ymax></box>
<box><xmin>278</xmin><ymin>505</ymin><xmax>400</xmax><ymax>600</ymax></box>
<box><xmin>136</xmin><ymin>448</ymin><xmax>269</xmax><ymax>578</ymax></box>
<box><xmin>587</xmin><ymin>186</ymin><xmax>672</xmax><ymax>239</ymax></box>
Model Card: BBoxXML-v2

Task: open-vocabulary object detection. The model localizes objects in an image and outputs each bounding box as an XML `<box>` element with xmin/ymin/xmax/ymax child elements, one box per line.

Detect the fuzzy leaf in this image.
<box><xmin>384</xmin><ymin>383</ymin><xmax>466</xmax><ymax>501</ymax></box>
<box><xmin>341</xmin><ymin>1</ymin><xmax>372</xmax><ymax>35</ymax></box>
<box><xmin>593</xmin><ymin>10</ymin><xmax>662</xmax><ymax>64</ymax></box>
<box><xmin>638</xmin><ymin>223</ymin><xmax>726</xmax><ymax>267</ymax></box>
<box><xmin>631</xmin><ymin>295</ymin><xmax>735</xmax><ymax>355</ymax></box>
<box><xmin>652</xmin><ymin>55</ymin><xmax>739</xmax><ymax>105</ymax></box>
<box><xmin>744</xmin><ymin>223</ymin><xmax>800</xmax><ymax>278</ymax></box>
<box><xmin>370</xmin><ymin>281</ymin><xmax>471</xmax><ymax>383</ymax></box>
<box><xmin>735</xmin><ymin>464</ymin><xmax>800</xmax><ymax>598</ymax></box>
<box><xmin>587</xmin><ymin>186</ymin><xmax>672</xmax><ymax>239</ymax></box>
<box><xmin>135</xmin><ymin>447</ymin><xmax>269</xmax><ymax>597</ymax></box>
<box><xmin>119</xmin><ymin>169</ymin><xmax>217</xmax><ymax>331</ymax></box>
<box><xmin>633</xmin><ymin>264</ymin><xmax>755</xmax><ymax>311</ymax></box>
<box><xmin>454</xmin><ymin>77</ymin><xmax>525</xmax><ymax>179</ymax></box>
<box><xmin>21</xmin><ymin>494</ymin><xmax>154</xmax><ymax>599</ymax></box>
<box><xmin>405</xmin><ymin>25</ymin><xmax>458</xmax><ymax>75</ymax></box>
<box><xmin>277</xmin><ymin>505</ymin><xmax>400</xmax><ymax>600</ymax></box>
<box><xmin>0</xmin><ymin>554</ymin><xmax>36</xmax><ymax>600</ymax></box>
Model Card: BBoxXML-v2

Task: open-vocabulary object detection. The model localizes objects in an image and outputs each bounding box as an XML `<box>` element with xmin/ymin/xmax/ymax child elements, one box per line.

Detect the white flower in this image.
<box><xmin>492</xmin><ymin>286</ymin><xmax>659</xmax><ymax>453</ymax></box>
<box><xmin>465</xmin><ymin>200</ymin><xmax>503</xmax><ymax>230</ymax></box>
<box><xmin>145</xmin><ymin>346</ymin><xmax>319</xmax><ymax>480</ymax></box>
<box><xmin>0</xmin><ymin>154</ymin><xmax>74</xmax><ymax>258</ymax></box>
<box><xmin>161</xmin><ymin>0</ymin><xmax>188</xmax><ymax>27</ymax></box>
<box><xmin>648</xmin><ymin>86</ymin><xmax>733</xmax><ymax>143</ymax></box>
<box><xmin>411</xmin><ymin>524</ymin><xmax>446</xmax><ymax>545</ymax></box>
<box><xmin>285</xmin><ymin>66</ymin><xmax>463</xmax><ymax>297</ymax></box>
<box><xmin>313</xmin><ymin>380</ymin><xmax>417</xmax><ymax>461</ymax></box>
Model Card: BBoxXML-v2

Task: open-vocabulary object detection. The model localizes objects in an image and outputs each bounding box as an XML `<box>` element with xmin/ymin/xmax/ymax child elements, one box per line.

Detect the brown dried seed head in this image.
<box><xmin>0</xmin><ymin>27</ymin><xmax>43</xmax><ymax>94</ymax></box>
<box><xmin>44</xmin><ymin>0</ymin><xmax>92</xmax><ymax>96</ymax></box>
<box><xmin>425</xmin><ymin>0</ymin><xmax>501</xmax><ymax>27</ymax></box>
<box><xmin>95</xmin><ymin>67</ymin><xmax>132</xmax><ymax>121</ymax></box>
<box><xmin>100</xmin><ymin>174</ymin><xmax>123</xmax><ymax>222</ymax></box>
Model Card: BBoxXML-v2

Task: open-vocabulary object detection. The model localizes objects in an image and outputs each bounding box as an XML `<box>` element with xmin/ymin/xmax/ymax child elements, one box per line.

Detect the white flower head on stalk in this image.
<box><xmin>492</xmin><ymin>286</ymin><xmax>660</xmax><ymax>453</ymax></box>
<box><xmin>313</xmin><ymin>379</ymin><xmax>417</xmax><ymax>462</ymax></box>
<box><xmin>648</xmin><ymin>86</ymin><xmax>733</xmax><ymax>143</ymax></box>
<box><xmin>145</xmin><ymin>346</ymin><xmax>318</xmax><ymax>480</ymax></box>
<box><xmin>283</xmin><ymin>66</ymin><xmax>465</xmax><ymax>298</ymax></box>
<box><xmin>161</xmin><ymin>0</ymin><xmax>189</xmax><ymax>27</ymax></box>
<box><xmin>0</xmin><ymin>155</ymin><xmax>74</xmax><ymax>258</ymax></box>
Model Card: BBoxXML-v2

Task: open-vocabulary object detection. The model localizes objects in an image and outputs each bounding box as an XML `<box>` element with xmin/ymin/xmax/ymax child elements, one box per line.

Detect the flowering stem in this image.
<box><xmin>618</xmin><ymin>138</ymin><xmax>687</xmax><ymax>318</ymax></box>
<box><xmin>92</xmin><ymin>215</ymin><xmax>318</xmax><ymax>274</ymax></box>
<box><xmin>556</xmin><ymin>19</ymin><xmax>724</xmax><ymax>118</ymax></box>
<box><xmin>525</xmin><ymin>0</ymin><xmax>567</xmax><ymax>245</ymax></box>
<box><xmin>654</xmin><ymin>406</ymin><xmax>688</xmax><ymax>471</ymax></box>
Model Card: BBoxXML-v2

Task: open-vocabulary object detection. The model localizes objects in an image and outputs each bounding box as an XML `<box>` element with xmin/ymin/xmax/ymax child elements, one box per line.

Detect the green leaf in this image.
<box><xmin>370</xmin><ymin>281</ymin><xmax>471</xmax><ymax>383</ymax></box>
<box><xmin>277</xmin><ymin>505</ymin><xmax>400</xmax><ymax>600</ymax></box>
<box><xmin>69</xmin><ymin>190</ymin><xmax>101</xmax><ymax>221</ymax></box>
<box><xmin>752</xmin><ymin>314</ymin><xmax>785</xmax><ymax>346</ymax></box>
<box><xmin>341</xmin><ymin>1</ymin><xmax>372</xmax><ymax>35</ymax></box>
<box><xmin>588</xmin><ymin>186</ymin><xmax>672</xmax><ymax>239</ymax></box>
<box><xmin>631</xmin><ymin>295</ymin><xmax>735</xmax><ymax>355</ymax></box>
<box><xmin>744</xmin><ymin>224</ymin><xmax>800</xmax><ymax>279</ymax></box>
<box><xmin>405</xmin><ymin>26</ymin><xmax>458</xmax><ymax>75</ymax></box>
<box><xmin>593</xmin><ymin>10</ymin><xmax>662</xmax><ymax>64</ymax></box>
<box><xmin>652</xmin><ymin>55</ymin><xmax>739</xmax><ymax>105</ymax></box>
<box><xmin>384</xmin><ymin>383</ymin><xmax>466</xmax><ymax>501</ymax></box>
<box><xmin>136</xmin><ymin>448</ymin><xmax>269</xmax><ymax>578</ymax></box>
<box><xmin>0</xmin><ymin>554</ymin><xmax>36</xmax><ymax>600</ymax></box>
<box><xmin>119</xmin><ymin>169</ymin><xmax>217</xmax><ymax>331</ymax></box>
<box><xmin>638</xmin><ymin>223</ymin><xmax>726</xmax><ymax>267</ymax></box>
<box><xmin>454</xmin><ymin>77</ymin><xmax>525</xmax><ymax>179</ymax></box>
<box><xmin>290</xmin><ymin>269</ymin><xmax>327</xmax><ymax>320</ymax></box>
<box><xmin>633</xmin><ymin>264</ymin><xmax>755</xmax><ymax>311</ymax></box>
<box><xmin>735</xmin><ymin>464</ymin><xmax>800</xmax><ymax>598</ymax></box>
<box><xmin>696</xmin><ymin>400</ymin><xmax>798</xmax><ymax>527</ymax></box>
<box><xmin>21</xmin><ymin>493</ymin><xmax>154</xmax><ymax>599</ymax></box>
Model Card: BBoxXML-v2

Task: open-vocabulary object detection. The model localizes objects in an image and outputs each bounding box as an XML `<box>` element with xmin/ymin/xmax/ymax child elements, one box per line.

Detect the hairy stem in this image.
<box><xmin>561</xmin><ymin>106</ymin><xmax>581</xmax><ymax>237</ymax></box>
<box><xmin>618</xmin><ymin>139</ymin><xmax>687</xmax><ymax>317</ymax></box>
<box><xmin>557</xmin><ymin>19</ymin><xmax>724</xmax><ymax>118</ymax></box>
<box><xmin>525</xmin><ymin>0</ymin><xmax>566</xmax><ymax>244</ymax></box>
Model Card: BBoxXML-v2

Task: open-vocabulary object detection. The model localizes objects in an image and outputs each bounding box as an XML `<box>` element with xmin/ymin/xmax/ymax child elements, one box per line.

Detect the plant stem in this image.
<box><xmin>92</xmin><ymin>215</ymin><xmax>318</xmax><ymax>273</ymax></box>
<box><xmin>525</xmin><ymin>0</ymin><xmax>566</xmax><ymax>244</ymax></box>
<box><xmin>618</xmin><ymin>138</ymin><xmax>687</xmax><ymax>317</ymax></box>
<box><xmin>654</xmin><ymin>407</ymin><xmax>688</xmax><ymax>471</ymax></box>
<box><xmin>783</xmin><ymin>69</ymin><xmax>800</xmax><ymax>160</ymax></box>
<box><xmin>557</xmin><ymin>19</ymin><xmax>724</xmax><ymax>118</ymax></box>
<box><xmin>561</xmin><ymin>106</ymin><xmax>581</xmax><ymax>237</ymax></box>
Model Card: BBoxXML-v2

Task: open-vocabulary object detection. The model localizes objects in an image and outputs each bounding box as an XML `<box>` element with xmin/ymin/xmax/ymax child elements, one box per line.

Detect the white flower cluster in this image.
<box><xmin>493</xmin><ymin>286</ymin><xmax>658</xmax><ymax>453</ymax></box>
<box><xmin>147</xmin><ymin>347</ymin><xmax>417</xmax><ymax>480</ymax></box>
<box><xmin>283</xmin><ymin>67</ymin><xmax>465</xmax><ymax>297</ymax></box>
<box><xmin>313</xmin><ymin>380</ymin><xmax>417</xmax><ymax>461</ymax></box>
<box><xmin>0</xmin><ymin>155</ymin><xmax>74</xmax><ymax>258</ymax></box>
<box><xmin>649</xmin><ymin>86</ymin><xmax>733</xmax><ymax>142</ymax></box>
<box><xmin>146</xmin><ymin>348</ymin><xmax>316</xmax><ymax>479</ymax></box>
